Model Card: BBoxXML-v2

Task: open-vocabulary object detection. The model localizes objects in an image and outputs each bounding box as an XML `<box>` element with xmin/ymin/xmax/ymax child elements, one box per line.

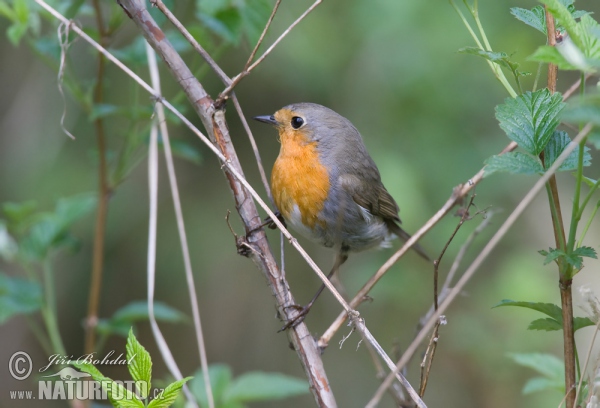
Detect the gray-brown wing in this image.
<box><xmin>339</xmin><ymin>173</ymin><xmax>402</xmax><ymax>223</ymax></box>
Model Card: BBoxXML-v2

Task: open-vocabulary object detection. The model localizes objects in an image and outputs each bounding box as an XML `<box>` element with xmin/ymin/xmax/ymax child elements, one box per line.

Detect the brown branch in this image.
<box><xmin>151</xmin><ymin>0</ymin><xmax>273</xmax><ymax>203</ymax></box>
<box><xmin>544</xmin><ymin>8</ymin><xmax>576</xmax><ymax>407</ymax></box>
<box><xmin>116</xmin><ymin>1</ymin><xmax>337</xmax><ymax>405</ymax></box>
<box><xmin>217</xmin><ymin>0</ymin><xmax>322</xmax><ymax>101</ymax></box>
<box><xmin>85</xmin><ymin>0</ymin><xmax>111</xmax><ymax>356</ymax></box>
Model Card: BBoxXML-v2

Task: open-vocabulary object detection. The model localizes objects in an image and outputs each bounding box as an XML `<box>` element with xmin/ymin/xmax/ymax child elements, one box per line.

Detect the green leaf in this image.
<box><xmin>493</xmin><ymin>300</ymin><xmax>563</xmax><ymax>321</ymax></box>
<box><xmin>511</xmin><ymin>6</ymin><xmax>547</xmax><ymax>34</ymax></box>
<box><xmin>197</xmin><ymin>7</ymin><xmax>242</xmax><ymax>45</ymax></box>
<box><xmin>573</xmin><ymin>246</ymin><xmax>598</xmax><ymax>259</ymax></box>
<box><xmin>3</xmin><ymin>200</ymin><xmax>37</xmax><ymax>226</ymax></box>
<box><xmin>539</xmin><ymin>247</ymin><xmax>565</xmax><ymax>265</ymax></box>
<box><xmin>543</xmin><ymin>130</ymin><xmax>591</xmax><ymax>171</ymax></box>
<box><xmin>458</xmin><ymin>47</ymin><xmax>530</xmax><ymax>79</ymax></box>
<box><xmin>238</xmin><ymin>0</ymin><xmax>272</xmax><ymax>45</ymax></box>
<box><xmin>507</xmin><ymin>352</ymin><xmax>564</xmax><ymax>379</ymax></box>
<box><xmin>574</xmin><ymin>316</ymin><xmax>596</xmax><ymax>331</ymax></box>
<box><xmin>523</xmin><ymin>376</ymin><xmax>564</xmax><ymax>394</ymax></box>
<box><xmin>495</xmin><ymin>89</ymin><xmax>565</xmax><ymax>155</ymax></box>
<box><xmin>528</xmin><ymin>45</ymin><xmax>579</xmax><ymax>70</ymax></box>
<box><xmin>528</xmin><ymin>318</ymin><xmax>562</xmax><ymax>331</ymax></box>
<box><xmin>126</xmin><ymin>329</ymin><xmax>152</xmax><ymax>399</ymax></box>
<box><xmin>148</xmin><ymin>376</ymin><xmax>192</xmax><ymax>408</ymax></box>
<box><xmin>563</xmin><ymin>94</ymin><xmax>600</xmax><ymax>126</ymax></box>
<box><xmin>96</xmin><ymin>301</ymin><xmax>187</xmax><ymax>338</ymax></box>
<box><xmin>224</xmin><ymin>372</ymin><xmax>309</xmax><ymax>403</ymax></box>
<box><xmin>189</xmin><ymin>364</ymin><xmax>232</xmax><ymax>407</ymax></box>
<box><xmin>7</xmin><ymin>22</ymin><xmax>28</xmax><ymax>46</ymax></box>
<box><xmin>0</xmin><ymin>273</ymin><xmax>42</xmax><ymax>323</ymax></box>
<box><xmin>74</xmin><ymin>362</ymin><xmax>144</xmax><ymax>407</ymax></box>
<box><xmin>484</xmin><ymin>152</ymin><xmax>543</xmax><ymax>176</ymax></box>
<box><xmin>19</xmin><ymin>194</ymin><xmax>96</xmax><ymax>261</ymax></box>
<box><xmin>507</xmin><ymin>352</ymin><xmax>564</xmax><ymax>394</ymax></box>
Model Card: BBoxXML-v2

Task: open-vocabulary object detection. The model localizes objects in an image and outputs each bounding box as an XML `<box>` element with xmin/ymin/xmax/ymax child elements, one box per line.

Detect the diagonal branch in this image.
<box><xmin>366</xmin><ymin>123</ymin><xmax>593</xmax><ymax>408</ymax></box>
<box><xmin>217</xmin><ymin>0</ymin><xmax>322</xmax><ymax>101</ymax></box>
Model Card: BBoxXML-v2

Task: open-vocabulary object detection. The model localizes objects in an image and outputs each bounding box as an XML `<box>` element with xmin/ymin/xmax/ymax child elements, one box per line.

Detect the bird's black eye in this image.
<box><xmin>290</xmin><ymin>116</ymin><xmax>304</xmax><ymax>129</ymax></box>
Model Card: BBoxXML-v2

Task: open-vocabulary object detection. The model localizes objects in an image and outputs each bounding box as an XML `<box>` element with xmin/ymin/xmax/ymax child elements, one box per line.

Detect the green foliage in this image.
<box><xmin>539</xmin><ymin>246</ymin><xmax>597</xmax><ymax>270</ymax></box>
<box><xmin>196</xmin><ymin>0</ymin><xmax>273</xmax><ymax>46</ymax></box>
<box><xmin>458</xmin><ymin>46</ymin><xmax>530</xmax><ymax>86</ymax></box>
<box><xmin>75</xmin><ymin>329</ymin><xmax>190</xmax><ymax>407</ymax></box>
<box><xmin>495</xmin><ymin>89</ymin><xmax>565</xmax><ymax>156</ymax></box>
<box><xmin>507</xmin><ymin>353</ymin><xmax>564</xmax><ymax>394</ymax></box>
<box><xmin>484</xmin><ymin>152</ymin><xmax>543</xmax><ymax>176</ymax></box>
<box><xmin>543</xmin><ymin>131</ymin><xmax>591</xmax><ymax>171</ymax></box>
<box><xmin>0</xmin><ymin>272</ymin><xmax>42</xmax><ymax>323</ymax></box>
<box><xmin>96</xmin><ymin>301</ymin><xmax>187</xmax><ymax>338</ymax></box>
<box><xmin>127</xmin><ymin>328</ymin><xmax>152</xmax><ymax>400</ymax></box>
<box><xmin>493</xmin><ymin>300</ymin><xmax>595</xmax><ymax>333</ymax></box>
<box><xmin>189</xmin><ymin>364</ymin><xmax>309</xmax><ymax>408</ymax></box>
<box><xmin>0</xmin><ymin>195</ymin><xmax>96</xmax><ymax>263</ymax></box>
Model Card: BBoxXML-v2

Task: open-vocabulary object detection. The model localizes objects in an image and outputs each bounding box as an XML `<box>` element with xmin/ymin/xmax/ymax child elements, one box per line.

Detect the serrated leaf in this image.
<box><xmin>147</xmin><ymin>376</ymin><xmax>192</xmax><ymax>408</ymax></box>
<box><xmin>484</xmin><ymin>152</ymin><xmax>543</xmax><ymax>176</ymax></box>
<box><xmin>511</xmin><ymin>6</ymin><xmax>547</xmax><ymax>34</ymax></box>
<box><xmin>493</xmin><ymin>300</ymin><xmax>563</xmax><ymax>322</ymax></box>
<box><xmin>573</xmin><ymin>246</ymin><xmax>598</xmax><ymax>259</ymax></box>
<box><xmin>126</xmin><ymin>329</ymin><xmax>152</xmax><ymax>399</ymax></box>
<box><xmin>539</xmin><ymin>247</ymin><xmax>566</xmax><ymax>265</ymax></box>
<box><xmin>495</xmin><ymin>89</ymin><xmax>565</xmax><ymax>155</ymax></box>
<box><xmin>224</xmin><ymin>372</ymin><xmax>309</xmax><ymax>403</ymax></box>
<box><xmin>543</xmin><ymin>130</ymin><xmax>592</xmax><ymax>171</ymax></box>
<box><xmin>75</xmin><ymin>362</ymin><xmax>144</xmax><ymax>407</ymax></box>
<box><xmin>189</xmin><ymin>364</ymin><xmax>232</xmax><ymax>407</ymax></box>
<box><xmin>0</xmin><ymin>273</ymin><xmax>42</xmax><ymax>323</ymax></box>
<box><xmin>528</xmin><ymin>317</ymin><xmax>562</xmax><ymax>331</ymax></box>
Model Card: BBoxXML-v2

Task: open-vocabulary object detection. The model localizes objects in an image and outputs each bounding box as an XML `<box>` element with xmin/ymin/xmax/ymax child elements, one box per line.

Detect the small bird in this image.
<box><xmin>254</xmin><ymin>103</ymin><xmax>429</xmax><ymax>329</ymax></box>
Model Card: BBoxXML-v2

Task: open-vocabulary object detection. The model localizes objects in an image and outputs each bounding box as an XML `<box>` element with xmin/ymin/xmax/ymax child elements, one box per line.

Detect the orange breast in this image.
<box><xmin>271</xmin><ymin>130</ymin><xmax>330</xmax><ymax>229</ymax></box>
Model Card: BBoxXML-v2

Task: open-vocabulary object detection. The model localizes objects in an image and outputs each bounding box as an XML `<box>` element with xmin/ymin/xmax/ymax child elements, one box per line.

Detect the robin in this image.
<box><xmin>254</xmin><ymin>103</ymin><xmax>430</xmax><ymax>330</ymax></box>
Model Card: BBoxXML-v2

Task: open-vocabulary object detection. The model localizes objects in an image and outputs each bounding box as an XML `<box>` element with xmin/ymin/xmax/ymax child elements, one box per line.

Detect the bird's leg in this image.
<box><xmin>279</xmin><ymin>251</ymin><xmax>349</xmax><ymax>332</ymax></box>
<box><xmin>247</xmin><ymin>211</ymin><xmax>286</xmax><ymax>236</ymax></box>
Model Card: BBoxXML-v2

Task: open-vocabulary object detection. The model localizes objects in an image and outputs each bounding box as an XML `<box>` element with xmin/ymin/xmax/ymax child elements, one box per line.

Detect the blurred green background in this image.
<box><xmin>1</xmin><ymin>0</ymin><xmax>600</xmax><ymax>407</ymax></box>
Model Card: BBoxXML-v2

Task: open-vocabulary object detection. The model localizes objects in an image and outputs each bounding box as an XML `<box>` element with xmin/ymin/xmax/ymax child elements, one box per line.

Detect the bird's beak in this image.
<box><xmin>253</xmin><ymin>115</ymin><xmax>278</xmax><ymax>126</ymax></box>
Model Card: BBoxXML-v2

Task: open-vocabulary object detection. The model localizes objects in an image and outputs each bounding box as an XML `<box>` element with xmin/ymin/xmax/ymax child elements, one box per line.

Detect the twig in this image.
<box><xmin>244</xmin><ymin>0</ymin><xmax>281</xmax><ymax>70</ymax></box>
<box><xmin>85</xmin><ymin>0</ymin><xmax>110</xmax><ymax>355</ymax></box>
<box><xmin>365</xmin><ymin>123</ymin><xmax>594</xmax><ymax>408</ymax></box>
<box><xmin>573</xmin><ymin>318</ymin><xmax>600</xmax><ymax>408</ymax></box>
<box><xmin>217</xmin><ymin>0</ymin><xmax>322</xmax><ymax>101</ymax></box>
<box><xmin>318</xmin><ymin>143</ymin><xmax>517</xmax><ymax>350</ymax></box>
<box><xmin>151</xmin><ymin>0</ymin><xmax>273</xmax><ymax>203</ymax></box>
<box><xmin>145</xmin><ymin>84</ymin><xmax>198</xmax><ymax>407</ymax></box>
<box><xmin>146</xmin><ymin>44</ymin><xmax>214</xmax><ymax>408</ymax></box>
<box><xmin>417</xmin><ymin>196</ymin><xmax>477</xmax><ymax>397</ymax></box>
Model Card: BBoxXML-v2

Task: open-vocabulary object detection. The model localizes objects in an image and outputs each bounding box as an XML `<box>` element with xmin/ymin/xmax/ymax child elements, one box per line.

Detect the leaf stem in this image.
<box><xmin>451</xmin><ymin>0</ymin><xmax>517</xmax><ymax>97</ymax></box>
<box><xmin>41</xmin><ymin>260</ymin><xmax>66</xmax><ymax>356</ymax></box>
<box><xmin>577</xmin><ymin>201</ymin><xmax>600</xmax><ymax>248</ymax></box>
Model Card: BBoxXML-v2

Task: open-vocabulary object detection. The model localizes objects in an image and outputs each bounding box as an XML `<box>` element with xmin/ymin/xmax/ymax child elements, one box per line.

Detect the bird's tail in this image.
<box><xmin>386</xmin><ymin>221</ymin><xmax>432</xmax><ymax>262</ymax></box>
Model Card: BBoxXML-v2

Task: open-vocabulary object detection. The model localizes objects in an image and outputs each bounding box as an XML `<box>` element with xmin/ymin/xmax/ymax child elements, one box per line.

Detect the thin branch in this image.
<box><xmin>244</xmin><ymin>0</ymin><xmax>281</xmax><ymax>70</ymax></box>
<box><xmin>85</xmin><ymin>0</ymin><xmax>110</xmax><ymax>355</ymax></box>
<box><xmin>150</xmin><ymin>0</ymin><xmax>273</xmax><ymax>202</ymax></box>
<box><xmin>573</xmin><ymin>318</ymin><xmax>600</xmax><ymax>407</ymax></box>
<box><xmin>146</xmin><ymin>44</ymin><xmax>215</xmax><ymax>408</ymax></box>
<box><xmin>365</xmin><ymin>123</ymin><xmax>593</xmax><ymax>408</ymax></box>
<box><xmin>217</xmin><ymin>0</ymin><xmax>322</xmax><ymax>101</ymax></box>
